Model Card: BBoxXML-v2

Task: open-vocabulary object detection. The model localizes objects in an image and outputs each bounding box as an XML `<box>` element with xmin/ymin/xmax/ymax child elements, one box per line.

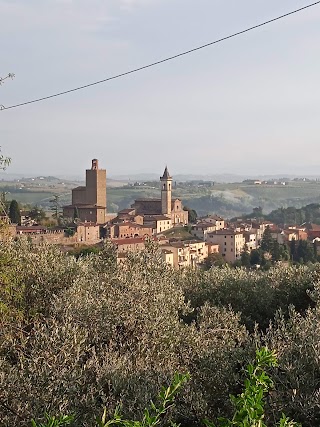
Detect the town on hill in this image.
<box><xmin>2</xmin><ymin>158</ymin><xmax>320</xmax><ymax>268</ymax></box>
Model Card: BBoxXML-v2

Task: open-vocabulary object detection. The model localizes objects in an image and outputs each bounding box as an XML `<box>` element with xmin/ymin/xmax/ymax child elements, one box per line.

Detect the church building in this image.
<box><xmin>131</xmin><ymin>167</ymin><xmax>188</xmax><ymax>226</ymax></box>
<box><xmin>63</xmin><ymin>159</ymin><xmax>107</xmax><ymax>224</ymax></box>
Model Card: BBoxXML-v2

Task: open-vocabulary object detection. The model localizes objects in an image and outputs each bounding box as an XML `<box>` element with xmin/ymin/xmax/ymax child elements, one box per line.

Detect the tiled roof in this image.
<box><xmin>16</xmin><ymin>226</ymin><xmax>47</xmax><ymax>232</ymax></box>
<box><xmin>63</xmin><ymin>204</ymin><xmax>106</xmax><ymax>209</ymax></box>
<box><xmin>144</xmin><ymin>215</ymin><xmax>171</xmax><ymax>221</ymax></box>
<box><xmin>193</xmin><ymin>222</ymin><xmax>215</xmax><ymax>229</ymax></box>
<box><xmin>134</xmin><ymin>199</ymin><xmax>161</xmax><ymax>202</ymax></box>
<box><xmin>210</xmin><ymin>229</ymin><xmax>243</xmax><ymax>236</ymax></box>
<box><xmin>117</xmin><ymin>222</ymin><xmax>152</xmax><ymax>229</ymax></box>
<box><xmin>112</xmin><ymin>237</ymin><xmax>145</xmax><ymax>245</ymax></box>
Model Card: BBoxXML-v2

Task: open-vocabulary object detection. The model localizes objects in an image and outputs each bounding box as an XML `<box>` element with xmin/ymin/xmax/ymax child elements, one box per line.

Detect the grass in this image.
<box><xmin>4</xmin><ymin>178</ymin><xmax>320</xmax><ymax>218</ymax></box>
<box><xmin>162</xmin><ymin>226</ymin><xmax>197</xmax><ymax>241</ymax></box>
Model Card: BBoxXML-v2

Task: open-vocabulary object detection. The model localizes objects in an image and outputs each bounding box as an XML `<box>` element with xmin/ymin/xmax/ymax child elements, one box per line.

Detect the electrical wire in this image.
<box><xmin>2</xmin><ymin>1</ymin><xmax>320</xmax><ymax>111</ymax></box>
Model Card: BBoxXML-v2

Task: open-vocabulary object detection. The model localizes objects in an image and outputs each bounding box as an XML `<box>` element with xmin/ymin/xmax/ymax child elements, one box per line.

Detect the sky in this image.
<box><xmin>1</xmin><ymin>0</ymin><xmax>320</xmax><ymax>178</ymax></box>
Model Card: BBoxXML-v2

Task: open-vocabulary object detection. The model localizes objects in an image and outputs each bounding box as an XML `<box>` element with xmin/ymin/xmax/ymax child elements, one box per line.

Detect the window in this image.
<box><xmin>231</xmin><ymin>235</ymin><xmax>233</xmax><ymax>239</ymax></box>
<box><xmin>224</xmin><ymin>242</ymin><xmax>227</xmax><ymax>245</ymax></box>
<box><xmin>224</xmin><ymin>248</ymin><xmax>227</xmax><ymax>252</ymax></box>
<box><xmin>231</xmin><ymin>248</ymin><xmax>233</xmax><ymax>252</ymax></box>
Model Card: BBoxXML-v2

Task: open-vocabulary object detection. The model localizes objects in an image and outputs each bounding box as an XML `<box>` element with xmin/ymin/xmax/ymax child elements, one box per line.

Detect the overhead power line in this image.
<box><xmin>2</xmin><ymin>1</ymin><xmax>320</xmax><ymax>111</ymax></box>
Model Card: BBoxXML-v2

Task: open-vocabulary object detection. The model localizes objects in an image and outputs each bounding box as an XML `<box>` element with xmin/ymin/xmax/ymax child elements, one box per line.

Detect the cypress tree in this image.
<box><xmin>290</xmin><ymin>239</ymin><xmax>297</xmax><ymax>262</ymax></box>
<box><xmin>260</xmin><ymin>226</ymin><xmax>273</xmax><ymax>252</ymax></box>
<box><xmin>9</xmin><ymin>200</ymin><xmax>21</xmax><ymax>224</ymax></box>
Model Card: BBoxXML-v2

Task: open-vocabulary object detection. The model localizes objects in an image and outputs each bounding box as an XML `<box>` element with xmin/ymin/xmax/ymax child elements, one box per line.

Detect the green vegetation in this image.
<box><xmin>251</xmin><ymin>226</ymin><xmax>289</xmax><ymax>265</ymax></box>
<box><xmin>183</xmin><ymin>206</ymin><xmax>198</xmax><ymax>224</ymax></box>
<box><xmin>9</xmin><ymin>199</ymin><xmax>21</xmax><ymax>224</ymax></box>
<box><xmin>49</xmin><ymin>194</ymin><xmax>62</xmax><ymax>220</ymax></box>
<box><xmin>162</xmin><ymin>226</ymin><xmax>196</xmax><ymax>240</ymax></box>
<box><xmin>204</xmin><ymin>348</ymin><xmax>300</xmax><ymax>427</ymax></box>
<box><xmin>0</xmin><ymin>146</ymin><xmax>11</xmax><ymax>170</ymax></box>
<box><xmin>29</xmin><ymin>206</ymin><xmax>47</xmax><ymax>223</ymax></box>
<box><xmin>236</xmin><ymin>227</ymin><xmax>317</xmax><ymax>270</ymax></box>
<box><xmin>2</xmin><ymin>240</ymin><xmax>320</xmax><ymax>426</ymax></box>
<box><xmin>3</xmin><ymin>177</ymin><xmax>320</xmax><ymax>218</ymax></box>
<box><xmin>267</xmin><ymin>203</ymin><xmax>320</xmax><ymax>225</ymax></box>
<box><xmin>242</xmin><ymin>203</ymin><xmax>320</xmax><ymax>225</ymax></box>
<box><xmin>31</xmin><ymin>350</ymin><xmax>299</xmax><ymax>427</ymax></box>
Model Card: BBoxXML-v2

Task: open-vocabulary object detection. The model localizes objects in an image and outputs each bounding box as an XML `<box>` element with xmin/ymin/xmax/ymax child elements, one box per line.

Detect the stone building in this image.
<box><xmin>107</xmin><ymin>221</ymin><xmax>153</xmax><ymax>239</ymax></box>
<box><xmin>131</xmin><ymin>167</ymin><xmax>188</xmax><ymax>226</ymax></box>
<box><xmin>207</xmin><ymin>230</ymin><xmax>245</xmax><ymax>264</ymax></box>
<box><xmin>63</xmin><ymin>159</ymin><xmax>107</xmax><ymax>224</ymax></box>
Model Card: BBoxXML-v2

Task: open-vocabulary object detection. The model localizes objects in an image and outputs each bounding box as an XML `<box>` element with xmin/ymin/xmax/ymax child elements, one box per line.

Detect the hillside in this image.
<box><xmin>3</xmin><ymin>176</ymin><xmax>320</xmax><ymax>218</ymax></box>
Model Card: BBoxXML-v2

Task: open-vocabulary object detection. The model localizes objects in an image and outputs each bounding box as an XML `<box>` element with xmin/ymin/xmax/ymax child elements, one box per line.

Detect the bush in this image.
<box><xmin>0</xmin><ymin>239</ymin><xmax>319</xmax><ymax>426</ymax></box>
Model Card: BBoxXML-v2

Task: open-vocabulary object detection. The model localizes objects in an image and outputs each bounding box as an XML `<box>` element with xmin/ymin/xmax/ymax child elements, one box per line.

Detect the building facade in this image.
<box><xmin>63</xmin><ymin>159</ymin><xmax>107</xmax><ymax>224</ymax></box>
<box><xmin>207</xmin><ymin>230</ymin><xmax>245</xmax><ymax>263</ymax></box>
<box><xmin>131</xmin><ymin>167</ymin><xmax>188</xmax><ymax>227</ymax></box>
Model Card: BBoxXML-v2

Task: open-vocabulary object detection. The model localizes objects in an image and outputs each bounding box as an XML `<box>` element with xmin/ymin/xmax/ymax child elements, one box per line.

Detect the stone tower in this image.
<box><xmin>86</xmin><ymin>159</ymin><xmax>107</xmax><ymax>208</ymax></box>
<box><xmin>160</xmin><ymin>166</ymin><xmax>172</xmax><ymax>216</ymax></box>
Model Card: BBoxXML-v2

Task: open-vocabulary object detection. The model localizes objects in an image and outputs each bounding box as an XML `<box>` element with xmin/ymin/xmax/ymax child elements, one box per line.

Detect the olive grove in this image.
<box><xmin>1</xmin><ymin>240</ymin><xmax>320</xmax><ymax>426</ymax></box>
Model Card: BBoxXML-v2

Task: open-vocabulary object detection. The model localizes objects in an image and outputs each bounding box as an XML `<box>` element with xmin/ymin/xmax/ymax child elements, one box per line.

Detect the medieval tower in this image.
<box><xmin>85</xmin><ymin>159</ymin><xmax>107</xmax><ymax>208</ymax></box>
<box><xmin>160</xmin><ymin>166</ymin><xmax>172</xmax><ymax>216</ymax></box>
<box><xmin>63</xmin><ymin>159</ymin><xmax>107</xmax><ymax>224</ymax></box>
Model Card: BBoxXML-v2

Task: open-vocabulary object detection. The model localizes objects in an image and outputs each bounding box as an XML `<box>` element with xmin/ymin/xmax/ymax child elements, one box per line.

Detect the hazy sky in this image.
<box><xmin>1</xmin><ymin>0</ymin><xmax>320</xmax><ymax>177</ymax></box>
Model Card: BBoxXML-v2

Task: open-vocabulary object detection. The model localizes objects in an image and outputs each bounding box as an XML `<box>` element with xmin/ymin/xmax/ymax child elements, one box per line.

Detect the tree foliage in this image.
<box><xmin>9</xmin><ymin>199</ymin><xmax>21</xmax><ymax>224</ymax></box>
<box><xmin>1</xmin><ymin>240</ymin><xmax>320</xmax><ymax>426</ymax></box>
<box><xmin>183</xmin><ymin>206</ymin><xmax>198</xmax><ymax>224</ymax></box>
<box><xmin>29</xmin><ymin>206</ymin><xmax>47</xmax><ymax>223</ymax></box>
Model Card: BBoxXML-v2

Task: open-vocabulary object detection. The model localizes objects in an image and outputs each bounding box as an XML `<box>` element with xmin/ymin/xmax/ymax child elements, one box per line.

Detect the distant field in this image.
<box><xmin>6</xmin><ymin>191</ymin><xmax>55</xmax><ymax>205</ymax></box>
<box><xmin>3</xmin><ymin>178</ymin><xmax>320</xmax><ymax>218</ymax></box>
<box><xmin>239</xmin><ymin>183</ymin><xmax>320</xmax><ymax>200</ymax></box>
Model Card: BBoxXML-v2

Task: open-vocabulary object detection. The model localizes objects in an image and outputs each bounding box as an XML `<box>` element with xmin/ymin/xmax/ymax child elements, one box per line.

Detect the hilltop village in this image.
<box><xmin>3</xmin><ymin>158</ymin><xmax>320</xmax><ymax>268</ymax></box>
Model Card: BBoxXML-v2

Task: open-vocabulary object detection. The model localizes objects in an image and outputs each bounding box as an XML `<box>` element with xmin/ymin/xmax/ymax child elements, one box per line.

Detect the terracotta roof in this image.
<box><xmin>144</xmin><ymin>215</ymin><xmax>171</xmax><ymax>221</ymax></box>
<box><xmin>134</xmin><ymin>199</ymin><xmax>161</xmax><ymax>202</ymax></box>
<box><xmin>164</xmin><ymin>242</ymin><xmax>185</xmax><ymax>248</ymax></box>
<box><xmin>17</xmin><ymin>226</ymin><xmax>47</xmax><ymax>232</ymax></box>
<box><xmin>306</xmin><ymin>223</ymin><xmax>320</xmax><ymax>231</ymax></box>
<box><xmin>183</xmin><ymin>239</ymin><xmax>204</xmax><ymax>244</ymax></box>
<box><xmin>210</xmin><ymin>230</ymin><xmax>243</xmax><ymax>236</ymax></box>
<box><xmin>112</xmin><ymin>237</ymin><xmax>145</xmax><ymax>245</ymax></box>
<box><xmin>63</xmin><ymin>204</ymin><xmax>106</xmax><ymax>209</ymax></box>
<box><xmin>193</xmin><ymin>223</ymin><xmax>216</xmax><ymax>229</ymax></box>
<box><xmin>117</xmin><ymin>222</ymin><xmax>152</xmax><ymax>229</ymax></box>
<box><xmin>204</xmin><ymin>215</ymin><xmax>224</xmax><ymax>221</ymax></box>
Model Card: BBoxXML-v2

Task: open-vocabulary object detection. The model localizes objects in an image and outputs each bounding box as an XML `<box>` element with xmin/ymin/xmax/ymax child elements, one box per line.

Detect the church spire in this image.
<box><xmin>161</xmin><ymin>166</ymin><xmax>172</xmax><ymax>180</ymax></box>
<box><xmin>160</xmin><ymin>166</ymin><xmax>172</xmax><ymax>216</ymax></box>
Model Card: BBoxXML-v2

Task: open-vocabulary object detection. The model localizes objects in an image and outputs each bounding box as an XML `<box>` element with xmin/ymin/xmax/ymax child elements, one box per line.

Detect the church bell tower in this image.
<box><xmin>160</xmin><ymin>166</ymin><xmax>172</xmax><ymax>216</ymax></box>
